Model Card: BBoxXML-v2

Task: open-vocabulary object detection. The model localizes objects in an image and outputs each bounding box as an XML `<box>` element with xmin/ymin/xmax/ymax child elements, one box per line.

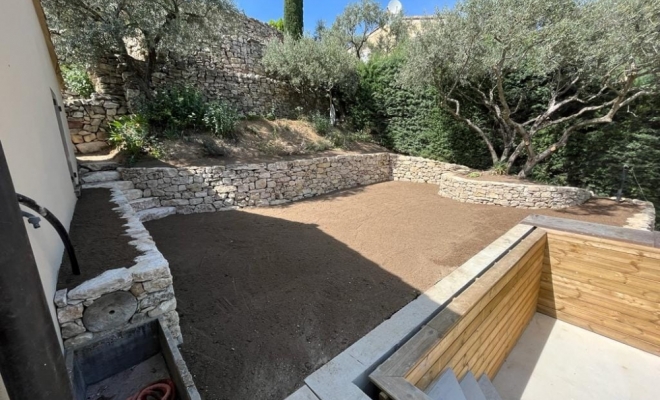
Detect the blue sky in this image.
<box><xmin>235</xmin><ymin>1</ymin><xmax>457</xmax><ymax>31</ymax></box>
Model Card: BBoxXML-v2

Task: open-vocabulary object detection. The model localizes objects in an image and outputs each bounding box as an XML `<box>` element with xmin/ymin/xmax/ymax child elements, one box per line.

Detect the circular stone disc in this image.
<box><xmin>83</xmin><ymin>291</ymin><xmax>137</xmax><ymax>333</ymax></box>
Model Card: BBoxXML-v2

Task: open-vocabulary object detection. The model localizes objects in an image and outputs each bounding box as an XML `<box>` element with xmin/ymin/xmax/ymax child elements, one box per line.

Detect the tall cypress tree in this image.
<box><xmin>284</xmin><ymin>0</ymin><xmax>303</xmax><ymax>38</ymax></box>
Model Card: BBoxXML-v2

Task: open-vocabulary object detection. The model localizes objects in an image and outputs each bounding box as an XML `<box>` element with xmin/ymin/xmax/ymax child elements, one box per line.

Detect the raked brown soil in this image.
<box><xmin>144</xmin><ymin>181</ymin><xmax>642</xmax><ymax>400</ymax></box>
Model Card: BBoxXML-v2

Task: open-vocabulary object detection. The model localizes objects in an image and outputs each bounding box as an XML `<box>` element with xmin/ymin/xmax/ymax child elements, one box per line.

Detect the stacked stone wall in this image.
<box><xmin>437</xmin><ymin>172</ymin><xmax>592</xmax><ymax>209</ymax></box>
<box><xmin>120</xmin><ymin>154</ymin><xmax>392</xmax><ymax>214</ymax></box>
<box><xmin>391</xmin><ymin>155</ymin><xmax>471</xmax><ymax>184</ymax></box>
<box><xmin>54</xmin><ymin>186</ymin><xmax>181</xmax><ymax>348</ymax></box>
<box><xmin>64</xmin><ymin>93</ymin><xmax>128</xmax><ymax>154</ymax></box>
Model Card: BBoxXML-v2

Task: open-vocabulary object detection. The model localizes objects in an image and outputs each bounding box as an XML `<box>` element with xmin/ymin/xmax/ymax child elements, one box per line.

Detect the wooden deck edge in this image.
<box><xmin>521</xmin><ymin>215</ymin><xmax>658</xmax><ymax>248</ymax></box>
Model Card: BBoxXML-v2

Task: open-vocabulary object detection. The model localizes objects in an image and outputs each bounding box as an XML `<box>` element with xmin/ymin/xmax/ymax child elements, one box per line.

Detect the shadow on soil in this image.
<box><xmin>145</xmin><ymin>211</ymin><xmax>420</xmax><ymax>400</ymax></box>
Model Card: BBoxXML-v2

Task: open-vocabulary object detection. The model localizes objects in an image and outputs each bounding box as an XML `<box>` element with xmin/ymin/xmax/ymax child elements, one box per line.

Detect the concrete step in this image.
<box><xmin>129</xmin><ymin>197</ymin><xmax>161</xmax><ymax>212</ymax></box>
<box><xmin>425</xmin><ymin>369</ymin><xmax>467</xmax><ymax>400</ymax></box>
<box><xmin>82</xmin><ymin>181</ymin><xmax>135</xmax><ymax>191</ymax></box>
<box><xmin>80</xmin><ymin>171</ymin><xmax>120</xmax><ymax>183</ymax></box>
<box><xmin>79</xmin><ymin>161</ymin><xmax>120</xmax><ymax>172</ymax></box>
<box><xmin>136</xmin><ymin>207</ymin><xmax>177</xmax><ymax>222</ymax></box>
<box><xmin>123</xmin><ymin>189</ymin><xmax>144</xmax><ymax>201</ymax></box>
<box><xmin>460</xmin><ymin>372</ymin><xmax>487</xmax><ymax>400</ymax></box>
<box><xmin>477</xmin><ymin>374</ymin><xmax>502</xmax><ymax>400</ymax></box>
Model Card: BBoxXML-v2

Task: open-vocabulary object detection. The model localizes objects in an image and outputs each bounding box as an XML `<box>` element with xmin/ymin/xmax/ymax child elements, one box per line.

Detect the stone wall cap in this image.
<box><xmin>68</xmin><ymin>268</ymin><xmax>133</xmax><ymax>300</ymax></box>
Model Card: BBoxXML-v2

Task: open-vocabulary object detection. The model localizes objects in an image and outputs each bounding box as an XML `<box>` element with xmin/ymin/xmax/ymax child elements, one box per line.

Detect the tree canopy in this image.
<box><xmin>284</xmin><ymin>0</ymin><xmax>304</xmax><ymax>38</ymax></box>
<box><xmin>43</xmin><ymin>0</ymin><xmax>236</xmax><ymax>94</ymax></box>
<box><xmin>401</xmin><ymin>0</ymin><xmax>660</xmax><ymax>177</ymax></box>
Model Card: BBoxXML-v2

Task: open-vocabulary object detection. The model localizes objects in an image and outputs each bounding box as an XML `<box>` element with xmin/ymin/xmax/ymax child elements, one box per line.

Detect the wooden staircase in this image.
<box><xmin>424</xmin><ymin>370</ymin><xmax>502</xmax><ymax>400</ymax></box>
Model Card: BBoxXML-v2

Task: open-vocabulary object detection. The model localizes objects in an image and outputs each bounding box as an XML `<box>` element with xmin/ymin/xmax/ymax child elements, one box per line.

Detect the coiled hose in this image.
<box><xmin>127</xmin><ymin>379</ymin><xmax>176</xmax><ymax>400</ymax></box>
<box><xmin>17</xmin><ymin>193</ymin><xmax>80</xmax><ymax>275</ymax></box>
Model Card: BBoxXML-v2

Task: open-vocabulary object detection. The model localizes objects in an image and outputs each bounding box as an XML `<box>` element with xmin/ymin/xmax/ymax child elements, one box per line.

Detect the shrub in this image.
<box><xmin>61</xmin><ymin>65</ymin><xmax>94</xmax><ymax>97</ymax></box>
<box><xmin>203</xmin><ymin>101</ymin><xmax>239</xmax><ymax>139</ymax></box>
<box><xmin>108</xmin><ymin>115</ymin><xmax>160</xmax><ymax>162</ymax></box>
<box><xmin>140</xmin><ymin>85</ymin><xmax>206</xmax><ymax>132</ymax></box>
<box><xmin>310</xmin><ymin>112</ymin><xmax>331</xmax><ymax>135</ymax></box>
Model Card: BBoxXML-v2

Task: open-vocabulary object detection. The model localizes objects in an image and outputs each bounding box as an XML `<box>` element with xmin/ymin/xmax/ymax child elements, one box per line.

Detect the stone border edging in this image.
<box><xmin>54</xmin><ymin>182</ymin><xmax>181</xmax><ymax>349</ymax></box>
<box><xmin>437</xmin><ymin>172</ymin><xmax>592</xmax><ymax>209</ymax></box>
<box><xmin>625</xmin><ymin>199</ymin><xmax>656</xmax><ymax>231</ymax></box>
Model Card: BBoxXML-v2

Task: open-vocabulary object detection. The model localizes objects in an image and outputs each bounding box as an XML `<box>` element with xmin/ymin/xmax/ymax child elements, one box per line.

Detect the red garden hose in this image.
<box><xmin>126</xmin><ymin>379</ymin><xmax>176</xmax><ymax>400</ymax></box>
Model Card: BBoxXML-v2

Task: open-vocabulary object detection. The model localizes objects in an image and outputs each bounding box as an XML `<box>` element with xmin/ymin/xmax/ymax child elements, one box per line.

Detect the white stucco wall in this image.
<box><xmin>0</xmin><ymin>1</ymin><xmax>78</xmax><ymax>398</ymax></box>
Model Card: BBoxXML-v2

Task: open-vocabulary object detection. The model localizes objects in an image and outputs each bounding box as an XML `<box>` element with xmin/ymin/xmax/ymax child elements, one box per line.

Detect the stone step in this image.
<box><xmin>82</xmin><ymin>181</ymin><xmax>135</xmax><ymax>191</ymax></box>
<box><xmin>130</xmin><ymin>197</ymin><xmax>161</xmax><ymax>212</ymax></box>
<box><xmin>81</xmin><ymin>171</ymin><xmax>120</xmax><ymax>184</ymax></box>
<box><xmin>477</xmin><ymin>374</ymin><xmax>503</xmax><ymax>400</ymax></box>
<box><xmin>79</xmin><ymin>161</ymin><xmax>120</xmax><ymax>172</ymax></box>
<box><xmin>123</xmin><ymin>189</ymin><xmax>144</xmax><ymax>201</ymax></box>
<box><xmin>425</xmin><ymin>369</ymin><xmax>467</xmax><ymax>400</ymax></box>
<box><xmin>460</xmin><ymin>372</ymin><xmax>487</xmax><ymax>400</ymax></box>
<box><xmin>136</xmin><ymin>207</ymin><xmax>177</xmax><ymax>222</ymax></box>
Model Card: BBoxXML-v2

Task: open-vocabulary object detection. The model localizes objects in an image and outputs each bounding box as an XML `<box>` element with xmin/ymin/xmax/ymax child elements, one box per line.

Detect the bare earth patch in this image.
<box><xmin>144</xmin><ymin>182</ymin><xmax>641</xmax><ymax>400</ymax></box>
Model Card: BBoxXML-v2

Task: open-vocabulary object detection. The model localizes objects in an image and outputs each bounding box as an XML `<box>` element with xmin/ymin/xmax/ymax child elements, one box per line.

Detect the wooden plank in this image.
<box><xmin>538</xmin><ymin>291</ymin><xmax>660</xmax><ymax>345</ymax></box>
<box><xmin>541</xmin><ymin>261</ymin><xmax>660</xmax><ymax>302</ymax></box>
<box><xmin>537</xmin><ymin>304</ymin><xmax>660</xmax><ymax>357</ymax></box>
<box><xmin>540</xmin><ymin>273</ymin><xmax>660</xmax><ymax>316</ymax></box>
<box><xmin>466</xmin><ymin>261</ymin><xmax>542</xmax><ymax>379</ymax></box>
<box><xmin>416</xmin><ymin>255</ymin><xmax>542</xmax><ymax>389</ymax></box>
<box><xmin>447</xmin><ymin>258</ymin><xmax>542</xmax><ymax>381</ymax></box>
<box><xmin>404</xmin><ymin>232</ymin><xmax>547</xmax><ymax>385</ymax></box>
<box><xmin>546</xmin><ymin>240</ymin><xmax>660</xmax><ymax>280</ymax></box>
<box><xmin>539</xmin><ymin>279</ymin><xmax>660</xmax><ymax>323</ymax></box>
<box><xmin>545</xmin><ymin>230</ymin><xmax>660</xmax><ymax>259</ymax></box>
<box><xmin>522</xmin><ymin>215</ymin><xmax>656</xmax><ymax>248</ymax></box>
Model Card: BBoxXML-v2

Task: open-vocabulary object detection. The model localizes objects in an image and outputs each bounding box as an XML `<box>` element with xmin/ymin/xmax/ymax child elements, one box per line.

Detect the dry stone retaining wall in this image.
<box><xmin>64</xmin><ymin>93</ymin><xmax>128</xmax><ymax>154</ymax></box>
<box><xmin>119</xmin><ymin>154</ymin><xmax>392</xmax><ymax>214</ymax></box>
<box><xmin>54</xmin><ymin>185</ymin><xmax>181</xmax><ymax>349</ymax></box>
<box><xmin>391</xmin><ymin>155</ymin><xmax>471</xmax><ymax>184</ymax></box>
<box><xmin>437</xmin><ymin>172</ymin><xmax>592</xmax><ymax>209</ymax></box>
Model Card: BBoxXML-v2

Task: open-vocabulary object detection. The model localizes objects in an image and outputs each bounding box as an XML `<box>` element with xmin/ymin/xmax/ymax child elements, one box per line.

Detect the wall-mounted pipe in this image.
<box><xmin>17</xmin><ymin>193</ymin><xmax>80</xmax><ymax>276</ymax></box>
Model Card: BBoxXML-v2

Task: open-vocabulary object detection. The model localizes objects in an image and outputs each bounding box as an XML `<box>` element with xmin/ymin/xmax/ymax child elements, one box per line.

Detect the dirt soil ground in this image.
<box><xmin>144</xmin><ymin>182</ymin><xmax>642</xmax><ymax>400</ymax></box>
<box><xmin>58</xmin><ymin>189</ymin><xmax>139</xmax><ymax>290</ymax></box>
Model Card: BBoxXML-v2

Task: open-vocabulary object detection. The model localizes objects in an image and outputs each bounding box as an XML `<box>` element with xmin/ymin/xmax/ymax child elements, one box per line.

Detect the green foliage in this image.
<box><xmin>331</xmin><ymin>0</ymin><xmax>397</xmax><ymax>59</ymax></box>
<box><xmin>467</xmin><ymin>172</ymin><xmax>481</xmax><ymax>178</ymax></box>
<box><xmin>268</xmin><ymin>18</ymin><xmax>285</xmax><ymax>32</ymax></box>
<box><xmin>284</xmin><ymin>0</ymin><xmax>304</xmax><ymax>38</ymax></box>
<box><xmin>140</xmin><ymin>86</ymin><xmax>206</xmax><ymax>133</ymax></box>
<box><xmin>310</xmin><ymin>112</ymin><xmax>331</xmax><ymax>135</ymax></box>
<box><xmin>203</xmin><ymin>101</ymin><xmax>239</xmax><ymax>139</ymax></box>
<box><xmin>43</xmin><ymin>0</ymin><xmax>236</xmax><ymax>91</ymax></box>
<box><xmin>61</xmin><ymin>65</ymin><xmax>94</xmax><ymax>97</ymax></box>
<box><xmin>347</xmin><ymin>53</ymin><xmax>492</xmax><ymax>169</ymax></box>
<box><xmin>108</xmin><ymin>115</ymin><xmax>161</xmax><ymax>162</ymax></box>
<box><xmin>263</xmin><ymin>34</ymin><xmax>359</xmax><ymax>96</ymax></box>
<box><xmin>400</xmin><ymin>0</ymin><xmax>660</xmax><ymax>175</ymax></box>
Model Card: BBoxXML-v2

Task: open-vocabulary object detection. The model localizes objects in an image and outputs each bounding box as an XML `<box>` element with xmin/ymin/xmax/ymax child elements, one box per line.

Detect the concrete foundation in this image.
<box><xmin>493</xmin><ymin>313</ymin><xmax>660</xmax><ymax>400</ymax></box>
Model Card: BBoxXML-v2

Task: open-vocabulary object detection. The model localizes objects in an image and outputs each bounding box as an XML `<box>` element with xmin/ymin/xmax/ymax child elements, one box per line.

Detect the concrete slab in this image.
<box><xmin>285</xmin><ymin>386</ymin><xmax>321</xmax><ymax>400</ymax></box>
<box><xmin>493</xmin><ymin>313</ymin><xmax>660</xmax><ymax>400</ymax></box>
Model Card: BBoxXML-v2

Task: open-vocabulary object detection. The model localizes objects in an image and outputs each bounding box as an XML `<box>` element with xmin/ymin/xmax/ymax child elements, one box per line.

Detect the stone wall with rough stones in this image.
<box><xmin>391</xmin><ymin>155</ymin><xmax>471</xmax><ymax>184</ymax></box>
<box><xmin>54</xmin><ymin>184</ymin><xmax>181</xmax><ymax>349</ymax></box>
<box><xmin>437</xmin><ymin>172</ymin><xmax>593</xmax><ymax>209</ymax></box>
<box><xmin>64</xmin><ymin>93</ymin><xmax>128</xmax><ymax>154</ymax></box>
<box><xmin>119</xmin><ymin>154</ymin><xmax>392</xmax><ymax>214</ymax></box>
<box><xmin>625</xmin><ymin>199</ymin><xmax>656</xmax><ymax>231</ymax></box>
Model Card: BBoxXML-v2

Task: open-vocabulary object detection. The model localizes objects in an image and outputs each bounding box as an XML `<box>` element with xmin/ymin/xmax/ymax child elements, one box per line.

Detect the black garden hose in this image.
<box><xmin>17</xmin><ymin>194</ymin><xmax>80</xmax><ymax>276</ymax></box>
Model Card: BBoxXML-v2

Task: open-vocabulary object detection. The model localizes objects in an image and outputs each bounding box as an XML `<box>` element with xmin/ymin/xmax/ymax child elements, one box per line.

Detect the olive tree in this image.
<box><xmin>42</xmin><ymin>0</ymin><xmax>236</xmax><ymax>95</ymax></box>
<box><xmin>402</xmin><ymin>0</ymin><xmax>660</xmax><ymax>177</ymax></box>
<box><xmin>332</xmin><ymin>0</ymin><xmax>406</xmax><ymax>59</ymax></box>
<box><xmin>263</xmin><ymin>34</ymin><xmax>359</xmax><ymax>110</ymax></box>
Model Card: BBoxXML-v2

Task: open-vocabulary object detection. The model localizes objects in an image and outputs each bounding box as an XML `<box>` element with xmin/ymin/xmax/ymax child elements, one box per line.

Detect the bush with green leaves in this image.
<box><xmin>203</xmin><ymin>101</ymin><xmax>239</xmax><ymax>139</ymax></box>
<box><xmin>310</xmin><ymin>112</ymin><xmax>331</xmax><ymax>135</ymax></box>
<box><xmin>140</xmin><ymin>86</ymin><xmax>206</xmax><ymax>133</ymax></box>
<box><xmin>108</xmin><ymin>115</ymin><xmax>161</xmax><ymax>162</ymax></box>
<box><xmin>61</xmin><ymin>65</ymin><xmax>94</xmax><ymax>97</ymax></box>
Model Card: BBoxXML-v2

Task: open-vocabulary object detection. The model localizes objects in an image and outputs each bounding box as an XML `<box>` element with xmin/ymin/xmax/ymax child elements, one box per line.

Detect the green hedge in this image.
<box><xmin>347</xmin><ymin>54</ymin><xmax>492</xmax><ymax>169</ymax></box>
